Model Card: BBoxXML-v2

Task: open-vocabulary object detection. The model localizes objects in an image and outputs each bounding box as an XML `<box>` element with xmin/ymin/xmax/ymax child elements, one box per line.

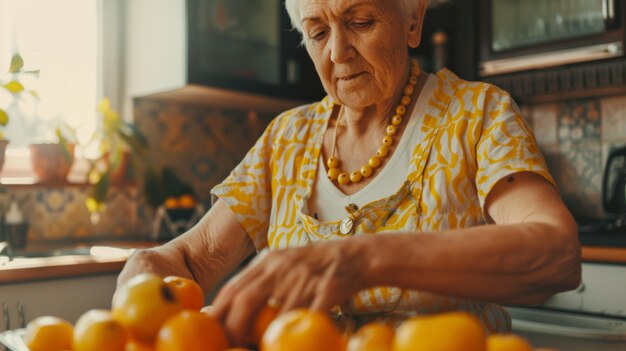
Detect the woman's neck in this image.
<box><xmin>339</xmin><ymin>65</ymin><xmax>412</xmax><ymax>138</ymax></box>
<box><xmin>339</xmin><ymin>104</ymin><xmax>391</xmax><ymax>139</ymax></box>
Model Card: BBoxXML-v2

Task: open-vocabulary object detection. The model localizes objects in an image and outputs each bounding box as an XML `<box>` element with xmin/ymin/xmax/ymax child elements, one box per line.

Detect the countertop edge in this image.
<box><xmin>0</xmin><ymin>241</ymin><xmax>160</xmax><ymax>284</ymax></box>
<box><xmin>581</xmin><ymin>246</ymin><xmax>626</xmax><ymax>264</ymax></box>
<box><xmin>1</xmin><ymin>244</ymin><xmax>624</xmax><ymax>285</ymax></box>
<box><xmin>0</xmin><ymin>258</ymin><xmax>126</xmax><ymax>283</ymax></box>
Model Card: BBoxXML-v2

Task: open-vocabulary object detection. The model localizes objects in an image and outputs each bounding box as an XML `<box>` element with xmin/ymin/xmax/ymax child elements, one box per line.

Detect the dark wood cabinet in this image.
<box><xmin>411</xmin><ymin>0</ymin><xmax>478</xmax><ymax>81</ymax></box>
<box><xmin>476</xmin><ymin>0</ymin><xmax>626</xmax><ymax>102</ymax></box>
<box><xmin>187</xmin><ymin>0</ymin><xmax>479</xmax><ymax>100</ymax></box>
<box><xmin>187</xmin><ymin>0</ymin><xmax>325</xmax><ymax>102</ymax></box>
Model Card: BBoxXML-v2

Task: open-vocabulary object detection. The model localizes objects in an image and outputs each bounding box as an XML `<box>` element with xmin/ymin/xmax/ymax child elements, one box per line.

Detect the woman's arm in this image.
<box><xmin>116</xmin><ymin>199</ymin><xmax>255</xmax><ymax>295</ymax></box>
<box><xmin>359</xmin><ymin>171</ymin><xmax>581</xmax><ymax>304</ymax></box>
<box><xmin>212</xmin><ymin>172</ymin><xmax>581</xmax><ymax>345</ymax></box>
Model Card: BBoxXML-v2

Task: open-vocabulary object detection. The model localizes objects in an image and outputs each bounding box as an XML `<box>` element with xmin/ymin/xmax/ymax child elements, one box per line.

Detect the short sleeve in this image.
<box><xmin>475</xmin><ymin>85</ymin><xmax>556</xmax><ymax>211</ymax></box>
<box><xmin>210</xmin><ymin>117</ymin><xmax>280</xmax><ymax>251</ymax></box>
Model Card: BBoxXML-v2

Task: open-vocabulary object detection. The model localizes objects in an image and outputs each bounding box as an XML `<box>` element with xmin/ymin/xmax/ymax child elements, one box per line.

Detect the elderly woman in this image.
<box><xmin>117</xmin><ymin>0</ymin><xmax>581</xmax><ymax>346</ymax></box>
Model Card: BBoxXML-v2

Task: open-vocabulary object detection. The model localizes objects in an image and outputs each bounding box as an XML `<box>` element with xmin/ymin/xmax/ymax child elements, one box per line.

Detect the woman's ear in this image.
<box><xmin>407</xmin><ymin>1</ymin><xmax>428</xmax><ymax>48</ymax></box>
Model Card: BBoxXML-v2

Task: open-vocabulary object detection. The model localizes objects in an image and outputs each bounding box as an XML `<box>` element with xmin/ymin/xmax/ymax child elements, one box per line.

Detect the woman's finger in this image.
<box><xmin>310</xmin><ymin>275</ymin><xmax>343</xmax><ymax>312</ymax></box>
<box><xmin>278</xmin><ymin>273</ymin><xmax>314</xmax><ymax>314</ymax></box>
<box><xmin>223</xmin><ymin>277</ymin><xmax>271</xmax><ymax>346</ymax></box>
<box><xmin>211</xmin><ymin>261</ymin><xmax>264</xmax><ymax>319</ymax></box>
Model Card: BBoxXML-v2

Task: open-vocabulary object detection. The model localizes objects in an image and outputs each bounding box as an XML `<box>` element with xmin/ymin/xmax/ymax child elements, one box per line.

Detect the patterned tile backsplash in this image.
<box><xmin>132</xmin><ymin>97</ymin><xmax>279</xmax><ymax>205</ymax></box>
<box><xmin>0</xmin><ymin>185</ymin><xmax>142</xmax><ymax>244</ymax></box>
<box><xmin>3</xmin><ymin>85</ymin><xmax>626</xmax><ymax>245</ymax></box>
<box><xmin>0</xmin><ymin>88</ymin><xmax>299</xmax><ymax>245</ymax></box>
<box><xmin>526</xmin><ymin>95</ymin><xmax>626</xmax><ymax>220</ymax></box>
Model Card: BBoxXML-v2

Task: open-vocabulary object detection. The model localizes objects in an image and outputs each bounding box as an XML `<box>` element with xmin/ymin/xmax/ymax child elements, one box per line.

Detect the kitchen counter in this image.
<box><xmin>0</xmin><ymin>241</ymin><xmax>160</xmax><ymax>284</ymax></box>
<box><xmin>1</xmin><ymin>242</ymin><xmax>625</xmax><ymax>285</ymax></box>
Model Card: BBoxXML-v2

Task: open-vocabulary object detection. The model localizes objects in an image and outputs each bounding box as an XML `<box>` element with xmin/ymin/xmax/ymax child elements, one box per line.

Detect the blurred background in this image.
<box><xmin>1</xmin><ymin>1</ymin><xmax>626</xmax><ymax>349</ymax></box>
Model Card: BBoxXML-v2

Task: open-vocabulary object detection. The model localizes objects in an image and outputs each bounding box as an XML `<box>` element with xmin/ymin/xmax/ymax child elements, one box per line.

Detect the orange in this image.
<box><xmin>112</xmin><ymin>273</ymin><xmax>184</xmax><ymax>343</ymax></box>
<box><xmin>24</xmin><ymin>316</ymin><xmax>74</xmax><ymax>351</ymax></box>
<box><xmin>347</xmin><ymin>322</ymin><xmax>394</xmax><ymax>351</ymax></box>
<box><xmin>73</xmin><ymin>309</ymin><xmax>128</xmax><ymax>351</ymax></box>
<box><xmin>155</xmin><ymin>310</ymin><xmax>229</xmax><ymax>351</ymax></box>
<box><xmin>126</xmin><ymin>341</ymin><xmax>154</xmax><ymax>351</ymax></box>
<box><xmin>178</xmin><ymin>194</ymin><xmax>197</xmax><ymax>209</ymax></box>
<box><xmin>163</xmin><ymin>276</ymin><xmax>205</xmax><ymax>311</ymax></box>
<box><xmin>164</xmin><ymin>197</ymin><xmax>179</xmax><ymax>209</ymax></box>
<box><xmin>487</xmin><ymin>334</ymin><xmax>533</xmax><ymax>351</ymax></box>
<box><xmin>392</xmin><ymin>312</ymin><xmax>487</xmax><ymax>351</ymax></box>
<box><xmin>252</xmin><ymin>305</ymin><xmax>280</xmax><ymax>346</ymax></box>
<box><xmin>261</xmin><ymin>308</ymin><xmax>346</xmax><ymax>351</ymax></box>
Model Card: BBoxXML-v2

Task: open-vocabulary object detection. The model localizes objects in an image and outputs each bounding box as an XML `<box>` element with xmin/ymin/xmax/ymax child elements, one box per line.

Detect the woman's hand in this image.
<box><xmin>116</xmin><ymin>248</ymin><xmax>188</xmax><ymax>288</ymax></box>
<box><xmin>114</xmin><ymin>200</ymin><xmax>255</xmax><ymax>304</ymax></box>
<box><xmin>211</xmin><ymin>239</ymin><xmax>369</xmax><ymax>347</ymax></box>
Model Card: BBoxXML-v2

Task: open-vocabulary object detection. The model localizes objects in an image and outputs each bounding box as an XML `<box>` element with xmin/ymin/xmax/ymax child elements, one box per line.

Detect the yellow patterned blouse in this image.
<box><xmin>211</xmin><ymin>69</ymin><xmax>555</xmax><ymax>333</ymax></box>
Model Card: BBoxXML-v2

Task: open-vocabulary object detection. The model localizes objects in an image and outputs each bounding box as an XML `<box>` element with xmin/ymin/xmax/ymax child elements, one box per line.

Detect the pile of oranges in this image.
<box><xmin>24</xmin><ymin>274</ymin><xmax>545</xmax><ymax>351</ymax></box>
<box><xmin>24</xmin><ymin>274</ymin><xmax>218</xmax><ymax>351</ymax></box>
<box><xmin>163</xmin><ymin>194</ymin><xmax>196</xmax><ymax>210</ymax></box>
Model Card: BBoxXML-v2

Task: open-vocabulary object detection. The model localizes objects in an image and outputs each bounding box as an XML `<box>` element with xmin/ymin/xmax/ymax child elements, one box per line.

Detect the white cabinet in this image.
<box><xmin>581</xmin><ymin>263</ymin><xmax>626</xmax><ymax>317</ymax></box>
<box><xmin>530</xmin><ymin>262</ymin><xmax>626</xmax><ymax>317</ymax></box>
<box><xmin>0</xmin><ymin>274</ymin><xmax>118</xmax><ymax>331</ymax></box>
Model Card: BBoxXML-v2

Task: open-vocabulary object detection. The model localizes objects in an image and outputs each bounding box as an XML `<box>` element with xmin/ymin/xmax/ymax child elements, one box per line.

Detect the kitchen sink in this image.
<box><xmin>13</xmin><ymin>246</ymin><xmax>94</xmax><ymax>258</ymax></box>
<box><xmin>1</xmin><ymin>244</ymin><xmax>137</xmax><ymax>265</ymax></box>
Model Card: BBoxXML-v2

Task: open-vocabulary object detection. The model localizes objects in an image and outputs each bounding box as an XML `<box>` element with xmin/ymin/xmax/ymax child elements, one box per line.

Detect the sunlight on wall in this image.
<box><xmin>0</xmin><ymin>0</ymin><xmax>97</xmax><ymax>149</ymax></box>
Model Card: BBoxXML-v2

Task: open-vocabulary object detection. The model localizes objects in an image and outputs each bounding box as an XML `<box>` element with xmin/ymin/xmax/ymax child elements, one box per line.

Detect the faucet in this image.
<box><xmin>0</xmin><ymin>241</ymin><xmax>12</xmax><ymax>261</ymax></box>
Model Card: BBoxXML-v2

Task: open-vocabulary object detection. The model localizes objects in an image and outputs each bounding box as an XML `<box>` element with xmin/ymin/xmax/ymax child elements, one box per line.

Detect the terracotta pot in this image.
<box><xmin>0</xmin><ymin>139</ymin><xmax>8</xmax><ymax>173</ymax></box>
<box><xmin>105</xmin><ymin>151</ymin><xmax>135</xmax><ymax>185</ymax></box>
<box><xmin>29</xmin><ymin>143</ymin><xmax>75</xmax><ymax>184</ymax></box>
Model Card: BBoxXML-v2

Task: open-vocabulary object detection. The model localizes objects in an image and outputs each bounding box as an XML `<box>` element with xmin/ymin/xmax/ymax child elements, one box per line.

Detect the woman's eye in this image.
<box><xmin>351</xmin><ymin>20</ymin><xmax>373</xmax><ymax>30</ymax></box>
<box><xmin>310</xmin><ymin>30</ymin><xmax>328</xmax><ymax>41</ymax></box>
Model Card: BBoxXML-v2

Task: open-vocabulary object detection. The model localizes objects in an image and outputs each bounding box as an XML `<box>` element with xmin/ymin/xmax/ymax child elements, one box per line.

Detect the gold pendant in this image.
<box><xmin>339</xmin><ymin>217</ymin><xmax>354</xmax><ymax>235</ymax></box>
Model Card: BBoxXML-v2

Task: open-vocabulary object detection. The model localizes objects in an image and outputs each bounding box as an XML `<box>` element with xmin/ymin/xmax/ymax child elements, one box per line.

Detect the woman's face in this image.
<box><xmin>299</xmin><ymin>0</ymin><xmax>423</xmax><ymax>110</ymax></box>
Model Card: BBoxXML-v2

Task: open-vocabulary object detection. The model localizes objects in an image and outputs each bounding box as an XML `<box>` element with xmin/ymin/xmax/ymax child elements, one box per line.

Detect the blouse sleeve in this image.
<box><xmin>210</xmin><ymin>116</ymin><xmax>282</xmax><ymax>251</ymax></box>
<box><xmin>475</xmin><ymin>84</ymin><xmax>556</xmax><ymax>212</ymax></box>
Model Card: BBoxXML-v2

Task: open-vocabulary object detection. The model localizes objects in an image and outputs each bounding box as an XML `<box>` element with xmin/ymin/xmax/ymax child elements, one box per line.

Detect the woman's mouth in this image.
<box><xmin>339</xmin><ymin>72</ymin><xmax>365</xmax><ymax>80</ymax></box>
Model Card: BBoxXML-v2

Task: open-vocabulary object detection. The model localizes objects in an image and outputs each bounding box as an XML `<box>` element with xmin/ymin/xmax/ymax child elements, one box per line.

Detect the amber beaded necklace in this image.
<box><xmin>326</xmin><ymin>59</ymin><xmax>420</xmax><ymax>185</ymax></box>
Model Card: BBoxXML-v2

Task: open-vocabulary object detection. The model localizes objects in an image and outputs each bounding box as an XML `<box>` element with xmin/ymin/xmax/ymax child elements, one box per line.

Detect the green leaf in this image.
<box><xmin>0</xmin><ymin>108</ymin><xmax>8</xmax><ymax>126</ymax></box>
<box><xmin>125</xmin><ymin>123</ymin><xmax>149</xmax><ymax>147</ymax></box>
<box><xmin>23</xmin><ymin>69</ymin><xmax>40</xmax><ymax>76</ymax></box>
<box><xmin>117</xmin><ymin>129</ymin><xmax>147</xmax><ymax>159</ymax></box>
<box><xmin>55</xmin><ymin>127</ymin><xmax>74</xmax><ymax>162</ymax></box>
<box><xmin>29</xmin><ymin>91</ymin><xmax>40</xmax><ymax>100</ymax></box>
<box><xmin>86</xmin><ymin>196</ymin><xmax>106</xmax><ymax>214</ymax></box>
<box><xmin>3</xmin><ymin>81</ymin><xmax>24</xmax><ymax>94</ymax></box>
<box><xmin>8</xmin><ymin>54</ymin><xmax>24</xmax><ymax>73</ymax></box>
<box><xmin>98</xmin><ymin>97</ymin><xmax>111</xmax><ymax>114</ymax></box>
<box><xmin>90</xmin><ymin>171</ymin><xmax>111</xmax><ymax>203</ymax></box>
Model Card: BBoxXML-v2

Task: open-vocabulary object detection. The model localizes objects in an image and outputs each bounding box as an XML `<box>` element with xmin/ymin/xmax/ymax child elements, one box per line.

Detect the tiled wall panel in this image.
<box><xmin>526</xmin><ymin>95</ymin><xmax>626</xmax><ymax>219</ymax></box>
<box><xmin>0</xmin><ymin>186</ymin><xmax>142</xmax><ymax>244</ymax></box>
<box><xmin>132</xmin><ymin>98</ymin><xmax>275</xmax><ymax>204</ymax></box>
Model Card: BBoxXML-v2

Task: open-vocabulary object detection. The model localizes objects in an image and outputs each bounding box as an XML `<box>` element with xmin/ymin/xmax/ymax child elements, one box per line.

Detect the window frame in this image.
<box><xmin>0</xmin><ymin>0</ymin><xmax>126</xmax><ymax>183</ymax></box>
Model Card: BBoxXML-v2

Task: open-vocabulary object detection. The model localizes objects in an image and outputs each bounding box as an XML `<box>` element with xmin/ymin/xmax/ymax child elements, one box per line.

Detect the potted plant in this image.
<box><xmin>0</xmin><ymin>53</ymin><xmax>39</xmax><ymax>172</ymax></box>
<box><xmin>85</xmin><ymin>98</ymin><xmax>149</xmax><ymax>214</ymax></box>
<box><xmin>28</xmin><ymin>122</ymin><xmax>77</xmax><ymax>184</ymax></box>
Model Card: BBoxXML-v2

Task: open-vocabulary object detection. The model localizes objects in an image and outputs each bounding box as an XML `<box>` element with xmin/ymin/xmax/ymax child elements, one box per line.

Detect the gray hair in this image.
<box><xmin>284</xmin><ymin>0</ymin><xmax>422</xmax><ymax>34</ymax></box>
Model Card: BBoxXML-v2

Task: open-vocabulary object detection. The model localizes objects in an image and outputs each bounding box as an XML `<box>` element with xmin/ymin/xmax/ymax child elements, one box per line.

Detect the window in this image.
<box><xmin>0</xmin><ymin>0</ymin><xmax>98</xmax><ymax>147</ymax></box>
<box><xmin>0</xmin><ymin>0</ymin><xmax>124</xmax><ymax>182</ymax></box>
<box><xmin>0</xmin><ymin>0</ymin><xmax>185</xmax><ymax>183</ymax></box>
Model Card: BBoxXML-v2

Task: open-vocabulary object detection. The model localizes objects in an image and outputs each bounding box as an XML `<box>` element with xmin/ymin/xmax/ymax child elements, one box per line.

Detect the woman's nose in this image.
<box><xmin>329</xmin><ymin>31</ymin><xmax>356</xmax><ymax>64</ymax></box>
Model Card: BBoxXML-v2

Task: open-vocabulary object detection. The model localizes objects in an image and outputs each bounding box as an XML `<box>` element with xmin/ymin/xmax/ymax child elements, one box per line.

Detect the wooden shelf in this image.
<box><xmin>582</xmin><ymin>246</ymin><xmax>626</xmax><ymax>264</ymax></box>
<box><xmin>135</xmin><ymin>84</ymin><xmax>307</xmax><ymax>114</ymax></box>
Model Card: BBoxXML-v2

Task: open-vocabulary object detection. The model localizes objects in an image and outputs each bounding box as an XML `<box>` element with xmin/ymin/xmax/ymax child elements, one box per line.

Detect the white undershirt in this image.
<box><xmin>308</xmin><ymin>74</ymin><xmax>436</xmax><ymax>222</ymax></box>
